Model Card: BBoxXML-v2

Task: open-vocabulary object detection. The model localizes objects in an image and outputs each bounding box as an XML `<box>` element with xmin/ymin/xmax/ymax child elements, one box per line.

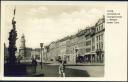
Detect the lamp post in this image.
<box><xmin>40</xmin><ymin>43</ymin><xmax>43</xmax><ymax>69</ymax></box>
<box><xmin>75</xmin><ymin>48</ymin><xmax>78</xmax><ymax>64</ymax></box>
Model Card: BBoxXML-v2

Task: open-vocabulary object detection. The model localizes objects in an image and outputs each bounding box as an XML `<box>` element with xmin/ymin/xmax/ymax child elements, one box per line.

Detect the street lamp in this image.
<box><xmin>75</xmin><ymin>48</ymin><xmax>78</xmax><ymax>64</ymax></box>
<box><xmin>40</xmin><ymin>43</ymin><xmax>43</xmax><ymax>69</ymax></box>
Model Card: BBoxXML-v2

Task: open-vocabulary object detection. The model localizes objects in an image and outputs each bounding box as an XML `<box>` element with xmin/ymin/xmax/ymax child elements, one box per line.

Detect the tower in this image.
<box><xmin>19</xmin><ymin>34</ymin><xmax>26</xmax><ymax>59</ymax></box>
<box><xmin>20</xmin><ymin>34</ymin><xmax>26</xmax><ymax>49</ymax></box>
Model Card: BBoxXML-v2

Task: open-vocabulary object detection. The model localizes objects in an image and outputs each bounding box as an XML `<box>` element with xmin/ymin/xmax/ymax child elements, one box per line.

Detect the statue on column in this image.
<box><xmin>8</xmin><ymin>7</ymin><xmax>18</xmax><ymax>64</ymax></box>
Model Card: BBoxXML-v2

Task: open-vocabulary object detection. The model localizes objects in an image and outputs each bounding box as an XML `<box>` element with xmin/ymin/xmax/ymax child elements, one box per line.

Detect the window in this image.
<box><xmin>99</xmin><ymin>35</ymin><xmax>100</xmax><ymax>40</ymax></box>
<box><xmin>86</xmin><ymin>40</ymin><xmax>91</xmax><ymax>46</ymax></box>
<box><xmin>101</xmin><ymin>24</ymin><xmax>103</xmax><ymax>30</ymax></box>
<box><xmin>103</xmin><ymin>24</ymin><xmax>104</xmax><ymax>29</ymax></box>
<box><xmin>92</xmin><ymin>37</ymin><xmax>94</xmax><ymax>43</ymax></box>
<box><xmin>100</xmin><ymin>34</ymin><xmax>102</xmax><ymax>41</ymax></box>
<box><xmin>101</xmin><ymin>42</ymin><xmax>103</xmax><ymax>49</ymax></box>
<box><xmin>102</xmin><ymin>34</ymin><xmax>104</xmax><ymax>40</ymax></box>
<box><xmin>92</xmin><ymin>46</ymin><xmax>95</xmax><ymax>51</ymax></box>
<box><xmin>99</xmin><ymin>26</ymin><xmax>100</xmax><ymax>31</ymax></box>
<box><xmin>97</xmin><ymin>28</ymin><xmax>98</xmax><ymax>32</ymax></box>
<box><xmin>99</xmin><ymin>43</ymin><xmax>100</xmax><ymax>49</ymax></box>
<box><xmin>97</xmin><ymin>36</ymin><xmax>98</xmax><ymax>42</ymax></box>
<box><xmin>86</xmin><ymin>48</ymin><xmax>91</xmax><ymax>52</ymax></box>
<box><xmin>86</xmin><ymin>35</ymin><xmax>90</xmax><ymax>40</ymax></box>
<box><xmin>97</xmin><ymin>43</ymin><xmax>98</xmax><ymax>49</ymax></box>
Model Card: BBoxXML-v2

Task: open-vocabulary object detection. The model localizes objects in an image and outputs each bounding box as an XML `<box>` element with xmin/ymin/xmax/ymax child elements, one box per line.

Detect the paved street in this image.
<box><xmin>35</xmin><ymin>63</ymin><xmax>103</xmax><ymax>77</ymax></box>
<box><xmin>36</xmin><ymin>64</ymin><xmax>90</xmax><ymax>77</ymax></box>
<box><xmin>66</xmin><ymin>65</ymin><xmax>104</xmax><ymax>77</ymax></box>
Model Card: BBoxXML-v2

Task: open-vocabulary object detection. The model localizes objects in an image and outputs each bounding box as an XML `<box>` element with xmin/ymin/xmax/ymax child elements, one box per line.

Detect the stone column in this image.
<box><xmin>97</xmin><ymin>55</ymin><xmax>99</xmax><ymax>63</ymax></box>
<box><xmin>85</xmin><ymin>55</ymin><xmax>87</xmax><ymax>63</ymax></box>
<box><xmin>87</xmin><ymin>55</ymin><xmax>89</xmax><ymax>63</ymax></box>
<box><xmin>101</xmin><ymin>54</ymin><xmax>104</xmax><ymax>63</ymax></box>
<box><xmin>86</xmin><ymin>55</ymin><xmax>88</xmax><ymax>63</ymax></box>
<box><xmin>94</xmin><ymin>54</ymin><xmax>96</xmax><ymax>63</ymax></box>
<box><xmin>90</xmin><ymin>54</ymin><xmax>92</xmax><ymax>63</ymax></box>
<box><xmin>89</xmin><ymin>55</ymin><xmax>90</xmax><ymax>63</ymax></box>
<box><xmin>102</xmin><ymin>54</ymin><xmax>104</xmax><ymax>63</ymax></box>
<box><xmin>99</xmin><ymin>54</ymin><xmax>101</xmax><ymax>63</ymax></box>
<box><xmin>92</xmin><ymin>55</ymin><xmax>94</xmax><ymax>63</ymax></box>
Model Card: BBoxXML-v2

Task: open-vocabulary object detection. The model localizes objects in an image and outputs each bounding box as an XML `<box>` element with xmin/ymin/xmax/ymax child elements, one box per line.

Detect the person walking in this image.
<box><xmin>59</xmin><ymin>61</ymin><xmax>65</xmax><ymax>77</ymax></box>
<box><xmin>32</xmin><ymin>58</ymin><xmax>37</xmax><ymax>73</ymax></box>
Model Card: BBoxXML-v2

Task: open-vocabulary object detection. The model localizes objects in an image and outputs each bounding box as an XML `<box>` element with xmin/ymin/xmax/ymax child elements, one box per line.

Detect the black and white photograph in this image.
<box><xmin>3</xmin><ymin>3</ymin><xmax>105</xmax><ymax>77</ymax></box>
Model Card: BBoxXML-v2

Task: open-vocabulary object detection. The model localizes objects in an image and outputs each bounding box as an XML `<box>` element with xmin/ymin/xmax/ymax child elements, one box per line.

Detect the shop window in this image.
<box><xmin>86</xmin><ymin>48</ymin><xmax>91</xmax><ymax>52</ymax></box>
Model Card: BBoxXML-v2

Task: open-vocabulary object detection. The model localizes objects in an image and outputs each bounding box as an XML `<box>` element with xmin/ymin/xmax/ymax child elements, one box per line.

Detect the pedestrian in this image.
<box><xmin>59</xmin><ymin>61</ymin><xmax>65</xmax><ymax>77</ymax></box>
<box><xmin>32</xmin><ymin>58</ymin><xmax>37</xmax><ymax>73</ymax></box>
<box><xmin>40</xmin><ymin>62</ymin><xmax>43</xmax><ymax>69</ymax></box>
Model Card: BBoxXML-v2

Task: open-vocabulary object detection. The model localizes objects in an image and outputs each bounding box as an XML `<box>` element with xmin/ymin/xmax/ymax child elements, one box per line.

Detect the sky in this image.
<box><xmin>3</xmin><ymin>3</ymin><xmax>104</xmax><ymax>49</ymax></box>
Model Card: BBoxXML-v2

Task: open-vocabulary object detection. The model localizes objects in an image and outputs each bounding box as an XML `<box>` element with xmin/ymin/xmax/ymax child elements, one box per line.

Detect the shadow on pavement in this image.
<box><xmin>65</xmin><ymin>68</ymin><xmax>90</xmax><ymax>77</ymax></box>
<box><xmin>42</xmin><ymin>64</ymin><xmax>90</xmax><ymax>77</ymax></box>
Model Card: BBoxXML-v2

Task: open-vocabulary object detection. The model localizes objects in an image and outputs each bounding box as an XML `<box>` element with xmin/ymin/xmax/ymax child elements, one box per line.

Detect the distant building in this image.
<box><xmin>48</xmin><ymin>42</ymin><xmax>56</xmax><ymax>62</ymax></box>
<box><xmin>67</xmin><ymin>35</ymin><xmax>78</xmax><ymax>64</ymax></box>
<box><xmin>43</xmin><ymin>46</ymin><xmax>49</xmax><ymax>62</ymax></box>
<box><xmin>19</xmin><ymin>34</ymin><xmax>26</xmax><ymax>59</ymax></box>
<box><xmin>76</xmin><ymin>28</ymin><xmax>86</xmax><ymax>59</ymax></box>
<box><xmin>19</xmin><ymin>34</ymin><xmax>32</xmax><ymax>62</ymax></box>
<box><xmin>59</xmin><ymin>38</ymin><xmax>67</xmax><ymax>61</ymax></box>
<box><xmin>35</xmin><ymin>48</ymin><xmax>41</xmax><ymax>61</ymax></box>
<box><xmin>31</xmin><ymin>48</ymin><xmax>41</xmax><ymax>62</ymax></box>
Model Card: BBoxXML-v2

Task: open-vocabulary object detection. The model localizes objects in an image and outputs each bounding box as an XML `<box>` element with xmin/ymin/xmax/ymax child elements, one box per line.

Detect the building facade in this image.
<box><xmin>44</xmin><ymin>16</ymin><xmax>105</xmax><ymax>64</ymax></box>
<box><xmin>95</xmin><ymin>16</ymin><xmax>105</xmax><ymax>63</ymax></box>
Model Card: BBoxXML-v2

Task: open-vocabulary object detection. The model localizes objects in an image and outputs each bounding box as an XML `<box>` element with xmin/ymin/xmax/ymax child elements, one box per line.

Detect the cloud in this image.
<box><xmin>4</xmin><ymin>5</ymin><xmax>104</xmax><ymax>48</ymax></box>
<box><xmin>27</xmin><ymin>6</ymin><xmax>48</xmax><ymax>16</ymax></box>
<box><xmin>21</xmin><ymin>8</ymin><xmax>104</xmax><ymax>48</ymax></box>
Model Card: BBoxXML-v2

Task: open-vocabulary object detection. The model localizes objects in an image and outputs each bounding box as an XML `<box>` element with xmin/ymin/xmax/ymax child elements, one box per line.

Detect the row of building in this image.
<box><xmin>42</xmin><ymin>15</ymin><xmax>105</xmax><ymax>64</ymax></box>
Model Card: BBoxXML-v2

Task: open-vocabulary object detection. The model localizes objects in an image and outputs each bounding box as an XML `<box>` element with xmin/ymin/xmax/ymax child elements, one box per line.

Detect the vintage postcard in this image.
<box><xmin>0</xmin><ymin>1</ymin><xmax>127</xmax><ymax>81</ymax></box>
